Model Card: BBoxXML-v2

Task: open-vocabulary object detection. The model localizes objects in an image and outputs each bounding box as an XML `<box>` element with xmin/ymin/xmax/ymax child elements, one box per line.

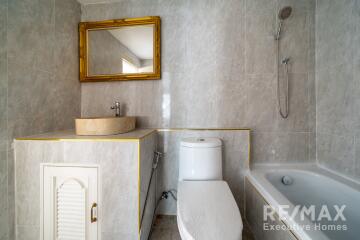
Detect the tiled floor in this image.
<box><xmin>150</xmin><ymin>215</ymin><xmax>255</xmax><ymax>240</ymax></box>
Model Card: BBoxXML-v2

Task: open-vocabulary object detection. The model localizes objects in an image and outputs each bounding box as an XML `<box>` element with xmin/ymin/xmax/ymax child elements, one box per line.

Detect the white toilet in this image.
<box><xmin>177</xmin><ymin>137</ymin><xmax>243</xmax><ymax>240</ymax></box>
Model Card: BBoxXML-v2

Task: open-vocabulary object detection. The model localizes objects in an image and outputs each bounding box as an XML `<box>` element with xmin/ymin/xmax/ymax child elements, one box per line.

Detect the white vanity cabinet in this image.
<box><xmin>14</xmin><ymin>129</ymin><xmax>157</xmax><ymax>240</ymax></box>
<box><xmin>41</xmin><ymin>164</ymin><xmax>99</xmax><ymax>240</ymax></box>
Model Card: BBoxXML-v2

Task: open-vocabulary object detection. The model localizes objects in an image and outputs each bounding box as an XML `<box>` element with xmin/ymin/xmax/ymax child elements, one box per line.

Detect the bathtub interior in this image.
<box><xmin>251</xmin><ymin>168</ymin><xmax>360</xmax><ymax>240</ymax></box>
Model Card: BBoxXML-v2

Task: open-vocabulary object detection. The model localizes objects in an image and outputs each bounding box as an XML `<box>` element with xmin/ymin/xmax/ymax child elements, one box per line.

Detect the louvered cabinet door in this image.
<box><xmin>41</xmin><ymin>165</ymin><xmax>99</xmax><ymax>240</ymax></box>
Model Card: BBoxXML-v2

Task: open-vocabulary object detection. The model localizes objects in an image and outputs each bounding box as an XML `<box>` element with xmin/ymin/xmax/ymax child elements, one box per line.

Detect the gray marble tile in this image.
<box><xmin>276</xmin><ymin>73</ymin><xmax>309</xmax><ymax>132</ymax></box>
<box><xmin>252</xmin><ymin>131</ymin><xmax>309</xmax><ymax>163</ymax></box>
<box><xmin>316</xmin><ymin>0</ymin><xmax>354</xmax><ymax>70</ymax></box>
<box><xmin>16</xmin><ymin>226</ymin><xmax>39</xmax><ymax>240</ymax></box>
<box><xmin>308</xmin><ymin>71</ymin><xmax>316</xmax><ymax>133</ymax></box>
<box><xmin>245</xmin><ymin>0</ymin><xmax>277</xmax><ymax>74</ymax></box>
<box><xmin>245</xmin><ymin>74</ymin><xmax>277</xmax><ymax>131</ymax></box>
<box><xmin>316</xmin><ymin>64</ymin><xmax>356</xmax><ymax>136</ymax></box>
<box><xmin>212</xmin><ymin>75</ymin><xmax>248</xmax><ymax>128</ymax></box>
<box><xmin>215</xmin><ymin>0</ymin><xmax>245</xmax><ymax>77</ymax></box>
<box><xmin>0</xmin><ymin>1</ymin><xmax>7</xmax><ymax>60</ymax></box>
<box><xmin>0</xmin><ymin>60</ymin><xmax>7</xmax><ymax>151</ymax></box>
<box><xmin>0</xmin><ymin>150</ymin><xmax>8</xmax><ymax>240</ymax></box>
<box><xmin>7</xmin><ymin>63</ymin><xmax>55</xmax><ymax>120</ymax></box>
<box><xmin>317</xmin><ymin>132</ymin><xmax>356</xmax><ymax>178</ymax></box>
<box><xmin>354</xmin><ymin>0</ymin><xmax>360</xmax><ymax>62</ymax></box>
<box><xmin>354</xmin><ymin>59</ymin><xmax>360</xmax><ymax>134</ymax></box>
<box><xmin>55</xmin><ymin>0</ymin><xmax>81</xmax><ymax>83</ymax></box>
<box><xmin>8</xmin><ymin>0</ymin><xmax>54</xmax><ymax>72</ymax></box>
<box><xmin>0</xmin><ymin>118</ymin><xmax>6</xmax><ymax>152</ymax></box>
<box><xmin>7</xmin><ymin>150</ymin><xmax>14</xmax><ymax>240</ymax></box>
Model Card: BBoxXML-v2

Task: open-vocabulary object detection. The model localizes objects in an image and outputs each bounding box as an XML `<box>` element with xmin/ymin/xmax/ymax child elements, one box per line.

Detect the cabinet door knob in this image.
<box><xmin>91</xmin><ymin>203</ymin><xmax>97</xmax><ymax>223</ymax></box>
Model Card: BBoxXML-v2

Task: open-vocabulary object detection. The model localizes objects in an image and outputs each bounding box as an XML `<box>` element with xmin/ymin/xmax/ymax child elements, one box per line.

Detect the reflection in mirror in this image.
<box><xmin>88</xmin><ymin>24</ymin><xmax>154</xmax><ymax>75</ymax></box>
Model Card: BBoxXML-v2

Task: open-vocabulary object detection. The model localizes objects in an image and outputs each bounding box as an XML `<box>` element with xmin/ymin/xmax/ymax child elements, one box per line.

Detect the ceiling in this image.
<box><xmin>108</xmin><ymin>25</ymin><xmax>154</xmax><ymax>60</ymax></box>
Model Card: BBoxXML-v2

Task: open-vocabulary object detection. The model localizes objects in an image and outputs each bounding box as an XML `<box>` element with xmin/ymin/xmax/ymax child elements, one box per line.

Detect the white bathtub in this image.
<box><xmin>246</xmin><ymin>164</ymin><xmax>360</xmax><ymax>240</ymax></box>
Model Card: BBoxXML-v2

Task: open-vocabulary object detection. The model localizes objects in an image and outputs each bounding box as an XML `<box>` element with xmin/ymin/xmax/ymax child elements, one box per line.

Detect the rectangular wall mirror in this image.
<box><xmin>79</xmin><ymin>16</ymin><xmax>161</xmax><ymax>82</ymax></box>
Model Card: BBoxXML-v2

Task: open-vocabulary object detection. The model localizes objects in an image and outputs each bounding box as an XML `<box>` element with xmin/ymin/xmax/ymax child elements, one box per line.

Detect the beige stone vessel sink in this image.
<box><xmin>75</xmin><ymin>117</ymin><xmax>136</xmax><ymax>136</ymax></box>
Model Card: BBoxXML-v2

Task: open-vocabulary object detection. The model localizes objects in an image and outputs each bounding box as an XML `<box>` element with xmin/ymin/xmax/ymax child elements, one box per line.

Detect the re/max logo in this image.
<box><xmin>263</xmin><ymin>205</ymin><xmax>346</xmax><ymax>222</ymax></box>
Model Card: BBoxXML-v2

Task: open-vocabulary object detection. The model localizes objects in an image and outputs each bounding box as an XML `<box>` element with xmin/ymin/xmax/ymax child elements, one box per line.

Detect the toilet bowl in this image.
<box><xmin>177</xmin><ymin>138</ymin><xmax>243</xmax><ymax>240</ymax></box>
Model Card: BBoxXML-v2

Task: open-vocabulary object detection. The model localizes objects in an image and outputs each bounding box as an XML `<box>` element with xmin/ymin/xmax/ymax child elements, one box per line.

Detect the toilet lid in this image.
<box><xmin>177</xmin><ymin>181</ymin><xmax>243</xmax><ymax>240</ymax></box>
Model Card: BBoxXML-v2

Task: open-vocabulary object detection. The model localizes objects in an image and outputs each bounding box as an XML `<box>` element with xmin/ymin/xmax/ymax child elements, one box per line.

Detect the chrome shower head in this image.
<box><xmin>278</xmin><ymin>6</ymin><xmax>292</xmax><ymax>20</ymax></box>
<box><xmin>275</xmin><ymin>6</ymin><xmax>292</xmax><ymax>40</ymax></box>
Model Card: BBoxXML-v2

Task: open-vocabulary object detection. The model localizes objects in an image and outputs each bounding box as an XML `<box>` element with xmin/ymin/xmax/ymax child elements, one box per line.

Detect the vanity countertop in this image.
<box><xmin>15</xmin><ymin>129</ymin><xmax>156</xmax><ymax>141</ymax></box>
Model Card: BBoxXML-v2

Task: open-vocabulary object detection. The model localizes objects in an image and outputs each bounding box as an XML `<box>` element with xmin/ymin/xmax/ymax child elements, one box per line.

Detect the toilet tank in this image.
<box><xmin>179</xmin><ymin>137</ymin><xmax>222</xmax><ymax>181</ymax></box>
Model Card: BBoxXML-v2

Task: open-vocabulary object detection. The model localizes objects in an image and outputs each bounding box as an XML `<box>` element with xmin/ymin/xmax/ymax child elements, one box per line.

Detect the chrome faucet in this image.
<box><xmin>110</xmin><ymin>102</ymin><xmax>121</xmax><ymax>117</ymax></box>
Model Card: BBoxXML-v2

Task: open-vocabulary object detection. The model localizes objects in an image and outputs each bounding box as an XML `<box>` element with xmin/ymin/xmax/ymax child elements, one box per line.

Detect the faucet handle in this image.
<box><xmin>110</xmin><ymin>101</ymin><xmax>121</xmax><ymax>117</ymax></box>
<box><xmin>110</xmin><ymin>101</ymin><xmax>120</xmax><ymax>109</ymax></box>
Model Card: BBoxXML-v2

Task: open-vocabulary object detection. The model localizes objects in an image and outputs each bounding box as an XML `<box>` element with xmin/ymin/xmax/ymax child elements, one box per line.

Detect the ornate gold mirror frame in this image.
<box><xmin>79</xmin><ymin>16</ymin><xmax>161</xmax><ymax>82</ymax></box>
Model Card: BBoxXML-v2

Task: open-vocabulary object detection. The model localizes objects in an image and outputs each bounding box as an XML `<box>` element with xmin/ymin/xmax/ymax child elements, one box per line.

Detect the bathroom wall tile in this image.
<box><xmin>307</xmin><ymin>1</ymin><xmax>316</xmax><ymax>72</ymax></box>
<box><xmin>354</xmin><ymin>134</ymin><xmax>360</xmax><ymax>179</ymax></box>
<box><xmin>7</xmin><ymin>151</ymin><xmax>14</xmax><ymax>240</ymax></box>
<box><xmin>55</xmin><ymin>0</ymin><xmax>81</xmax><ymax>84</ymax></box>
<box><xmin>354</xmin><ymin>0</ymin><xmax>360</xmax><ymax>62</ymax></box>
<box><xmin>308</xmin><ymin>71</ymin><xmax>316</xmax><ymax>133</ymax></box>
<box><xmin>315</xmin><ymin>0</ymin><xmax>360</xmax><ymax>181</ymax></box>
<box><xmin>156</xmin><ymin>1</ymin><xmax>188</xmax><ymax>73</ymax></box>
<box><xmin>252</xmin><ymin>131</ymin><xmax>309</xmax><ymax>163</ymax></box>
<box><xmin>308</xmin><ymin>131</ymin><xmax>316</xmax><ymax>162</ymax></box>
<box><xmin>212</xmin><ymin>76</ymin><xmax>248</xmax><ymax>128</ymax></box>
<box><xmin>316</xmin><ymin>64</ymin><xmax>356</xmax><ymax>136</ymax></box>
<box><xmin>215</xmin><ymin>0</ymin><xmax>245</xmax><ymax>77</ymax></box>
<box><xmin>317</xmin><ymin>132</ymin><xmax>356</xmax><ymax>178</ymax></box>
<box><xmin>0</xmin><ymin>0</ymin><xmax>7</xmax><ymax>60</ymax></box>
<box><xmin>7</xmin><ymin>64</ymin><xmax>55</xmax><ymax>120</ymax></box>
<box><xmin>178</xmin><ymin>72</ymin><xmax>219</xmax><ymax>128</ymax></box>
<box><xmin>135</xmin><ymin>80</ymin><xmax>163</xmax><ymax>128</ymax></box>
<box><xmin>316</xmin><ymin>0</ymin><xmax>354</xmax><ymax>70</ymax></box>
<box><xmin>16</xmin><ymin>226</ymin><xmax>39</xmax><ymax>240</ymax></box>
<box><xmin>353</xmin><ymin>60</ymin><xmax>360</xmax><ymax>135</ymax></box>
<box><xmin>0</xmin><ymin>59</ymin><xmax>7</xmax><ymax>152</ymax></box>
<box><xmin>8</xmin><ymin>0</ymin><xmax>55</xmax><ymax>73</ymax></box>
<box><xmin>276</xmin><ymin>73</ymin><xmax>309</xmax><ymax>132</ymax></box>
<box><xmin>0</xmin><ymin>150</ymin><xmax>8</xmax><ymax>240</ymax></box>
<box><xmin>245</xmin><ymin>74</ymin><xmax>277</xmax><ymax>131</ymax></box>
<box><xmin>251</xmin><ymin>131</ymin><xmax>276</xmax><ymax>163</ymax></box>
<box><xmin>81</xmin><ymin>1</ymin><xmax>132</xmax><ymax>22</ymax></box>
<box><xmin>0</xmin><ymin>59</ymin><xmax>6</xmax><ymax>116</ymax></box>
<box><xmin>245</xmin><ymin>0</ymin><xmax>277</xmax><ymax>75</ymax></box>
<box><xmin>183</xmin><ymin>1</ymin><xmax>217</xmax><ymax>75</ymax></box>
<box><xmin>0</xmin><ymin>118</ymin><xmax>6</xmax><ymax>152</ymax></box>
<box><xmin>274</xmin><ymin>132</ymin><xmax>309</xmax><ymax>163</ymax></box>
